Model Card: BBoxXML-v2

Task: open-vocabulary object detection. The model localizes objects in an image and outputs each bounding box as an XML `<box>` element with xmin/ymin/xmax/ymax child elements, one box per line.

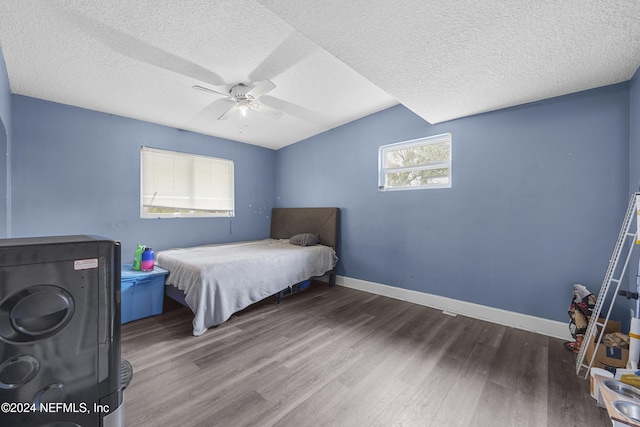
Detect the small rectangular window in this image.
<box><xmin>140</xmin><ymin>147</ymin><xmax>234</xmax><ymax>218</ymax></box>
<box><xmin>378</xmin><ymin>133</ymin><xmax>451</xmax><ymax>191</ymax></box>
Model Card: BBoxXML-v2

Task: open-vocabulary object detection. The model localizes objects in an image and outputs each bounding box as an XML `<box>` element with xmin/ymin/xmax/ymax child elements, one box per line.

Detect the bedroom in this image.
<box><xmin>1</xmin><ymin>1</ymin><xmax>640</xmax><ymax>426</ymax></box>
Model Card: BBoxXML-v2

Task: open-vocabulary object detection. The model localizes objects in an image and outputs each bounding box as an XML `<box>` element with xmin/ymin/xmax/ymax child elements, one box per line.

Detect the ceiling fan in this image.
<box><xmin>192</xmin><ymin>80</ymin><xmax>284</xmax><ymax>120</ymax></box>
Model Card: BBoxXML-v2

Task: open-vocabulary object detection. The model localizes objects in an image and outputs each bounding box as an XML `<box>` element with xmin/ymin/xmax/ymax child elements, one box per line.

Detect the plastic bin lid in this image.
<box><xmin>121</xmin><ymin>263</ymin><xmax>168</xmax><ymax>279</ymax></box>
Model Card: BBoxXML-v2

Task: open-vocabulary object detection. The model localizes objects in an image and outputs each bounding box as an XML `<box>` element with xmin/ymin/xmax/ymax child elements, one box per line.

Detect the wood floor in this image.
<box><xmin>121</xmin><ymin>283</ymin><xmax>610</xmax><ymax>427</ymax></box>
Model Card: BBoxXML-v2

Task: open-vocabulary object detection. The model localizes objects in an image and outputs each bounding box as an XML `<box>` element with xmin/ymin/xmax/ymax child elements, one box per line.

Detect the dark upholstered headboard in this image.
<box><xmin>270</xmin><ymin>208</ymin><xmax>339</xmax><ymax>250</ymax></box>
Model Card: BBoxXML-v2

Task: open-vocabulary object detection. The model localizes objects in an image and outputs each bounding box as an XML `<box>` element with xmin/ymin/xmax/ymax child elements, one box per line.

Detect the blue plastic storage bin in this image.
<box><xmin>121</xmin><ymin>263</ymin><xmax>168</xmax><ymax>324</ymax></box>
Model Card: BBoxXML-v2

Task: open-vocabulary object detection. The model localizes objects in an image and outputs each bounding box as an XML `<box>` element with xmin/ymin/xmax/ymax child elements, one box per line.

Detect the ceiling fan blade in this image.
<box><xmin>260</xmin><ymin>95</ymin><xmax>331</xmax><ymax>126</ymax></box>
<box><xmin>217</xmin><ymin>103</ymin><xmax>237</xmax><ymax>120</ymax></box>
<box><xmin>253</xmin><ymin>103</ymin><xmax>284</xmax><ymax>119</ymax></box>
<box><xmin>246</xmin><ymin>80</ymin><xmax>276</xmax><ymax>100</ymax></box>
<box><xmin>249</xmin><ymin>33</ymin><xmax>317</xmax><ymax>84</ymax></box>
<box><xmin>188</xmin><ymin>98</ymin><xmax>237</xmax><ymax>124</ymax></box>
<box><xmin>193</xmin><ymin>85</ymin><xmax>230</xmax><ymax>98</ymax></box>
<box><xmin>62</xmin><ymin>7</ymin><xmax>226</xmax><ymax>87</ymax></box>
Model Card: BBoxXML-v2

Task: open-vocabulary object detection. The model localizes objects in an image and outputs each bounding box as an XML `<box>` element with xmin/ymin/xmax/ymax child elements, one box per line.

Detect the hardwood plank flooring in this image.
<box><xmin>121</xmin><ymin>283</ymin><xmax>611</xmax><ymax>427</ymax></box>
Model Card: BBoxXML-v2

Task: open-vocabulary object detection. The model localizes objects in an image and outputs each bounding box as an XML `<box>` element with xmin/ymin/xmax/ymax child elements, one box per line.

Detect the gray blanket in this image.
<box><xmin>156</xmin><ymin>239</ymin><xmax>337</xmax><ymax>336</ymax></box>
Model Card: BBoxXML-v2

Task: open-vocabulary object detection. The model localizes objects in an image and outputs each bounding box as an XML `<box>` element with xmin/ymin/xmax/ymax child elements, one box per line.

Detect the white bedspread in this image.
<box><xmin>156</xmin><ymin>239</ymin><xmax>337</xmax><ymax>336</ymax></box>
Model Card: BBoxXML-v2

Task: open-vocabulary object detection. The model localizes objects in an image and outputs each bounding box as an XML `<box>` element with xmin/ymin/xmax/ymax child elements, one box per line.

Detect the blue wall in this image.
<box><xmin>276</xmin><ymin>84</ymin><xmax>630</xmax><ymax>323</ymax></box>
<box><xmin>0</xmin><ymin>47</ymin><xmax>10</xmax><ymax>238</ymax></box>
<box><xmin>11</xmin><ymin>95</ymin><xmax>276</xmax><ymax>259</ymax></box>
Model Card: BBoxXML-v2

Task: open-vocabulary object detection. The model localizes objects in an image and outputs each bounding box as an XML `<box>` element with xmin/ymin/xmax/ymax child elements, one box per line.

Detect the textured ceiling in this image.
<box><xmin>0</xmin><ymin>0</ymin><xmax>396</xmax><ymax>149</ymax></box>
<box><xmin>257</xmin><ymin>0</ymin><xmax>640</xmax><ymax>124</ymax></box>
<box><xmin>0</xmin><ymin>1</ymin><xmax>639</xmax><ymax>150</ymax></box>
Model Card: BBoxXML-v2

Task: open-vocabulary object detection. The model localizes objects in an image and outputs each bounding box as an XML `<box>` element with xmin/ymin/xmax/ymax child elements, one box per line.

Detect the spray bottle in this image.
<box><xmin>133</xmin><ymin>244</ymin><xmax>145</xmax><ymax>271</ymax></box>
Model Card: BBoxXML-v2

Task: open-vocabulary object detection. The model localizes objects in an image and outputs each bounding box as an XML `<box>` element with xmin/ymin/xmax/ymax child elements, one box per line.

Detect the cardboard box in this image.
<box><xmin>585</xmin><ymin>319</ymin><xmax>629</xmax><ymax>369</ymax></box>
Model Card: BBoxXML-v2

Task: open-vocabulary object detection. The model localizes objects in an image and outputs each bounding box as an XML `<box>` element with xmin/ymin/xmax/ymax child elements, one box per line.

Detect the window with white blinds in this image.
<box><xmin>140</xmin><ymin>147</ymin><xmax>234</xmax><ymax>218</ymax></box>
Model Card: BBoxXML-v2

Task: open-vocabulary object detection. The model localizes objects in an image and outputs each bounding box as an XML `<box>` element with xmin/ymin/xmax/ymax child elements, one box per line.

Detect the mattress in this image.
<box><xmin>156</xmin><ymin>238</ymin><xmax>337</xmax><ymax>336</ymax></box>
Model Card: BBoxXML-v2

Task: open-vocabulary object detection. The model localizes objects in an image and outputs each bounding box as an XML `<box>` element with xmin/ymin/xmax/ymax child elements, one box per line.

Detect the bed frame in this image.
<box><xmin>164</xmin><ymin>207</ymin><xmax>340</xmax><ymax>308</ymax></box>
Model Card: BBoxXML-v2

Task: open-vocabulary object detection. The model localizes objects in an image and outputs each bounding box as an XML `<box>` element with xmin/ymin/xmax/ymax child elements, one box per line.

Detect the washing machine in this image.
<box><xmin>0</xmin><ymin>235</ymin><xmax>131</xmax><ymax>427</ymax></box>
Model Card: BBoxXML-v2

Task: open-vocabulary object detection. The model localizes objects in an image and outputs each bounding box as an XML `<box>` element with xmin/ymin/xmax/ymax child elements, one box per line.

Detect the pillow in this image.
<box><xmin>289</xmin><ymin>233</ymin><xmax>320</xmax><ymax>246</ymax></box>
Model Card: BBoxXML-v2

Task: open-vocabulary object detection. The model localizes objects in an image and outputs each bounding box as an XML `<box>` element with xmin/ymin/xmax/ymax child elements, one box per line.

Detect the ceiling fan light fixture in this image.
<box><xmin>193</xmin><ymin>80</ymin><xmax>282</xmax><ymax>121</ymax></box>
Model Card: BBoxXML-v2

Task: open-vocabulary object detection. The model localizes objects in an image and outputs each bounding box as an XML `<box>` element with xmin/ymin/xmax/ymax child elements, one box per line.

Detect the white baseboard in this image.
<box><xmin>333</xmin><ymin>275</ymin><xmax>572</xmax><ymax>341</ymax></box>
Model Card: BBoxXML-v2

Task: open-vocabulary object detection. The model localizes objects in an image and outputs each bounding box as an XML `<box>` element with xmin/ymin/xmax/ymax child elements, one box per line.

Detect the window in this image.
<box><xmin>140</xmin><ymin>147</ymin><xmax>234</xmax><ymax>218</ymax></box>
<box><xmin>378</xmin><ymin>133</ymin><xmax>451</xmax><ymax>191</ymax></box>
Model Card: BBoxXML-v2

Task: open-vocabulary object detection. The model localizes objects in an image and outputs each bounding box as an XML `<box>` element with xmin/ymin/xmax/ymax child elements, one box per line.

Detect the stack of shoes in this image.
<box><xmin>564</xmin><ymin>284</ymin><xmax>596</xmax><ymax>353</ymax></box>
<box><xmin>564</xmin><ymin>335</ymin><xmax>584</xmax><ymax>353</ymax></box>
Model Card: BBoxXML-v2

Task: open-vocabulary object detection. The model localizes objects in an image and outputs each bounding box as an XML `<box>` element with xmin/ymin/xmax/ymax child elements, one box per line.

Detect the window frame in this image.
<box><xmin>378</xmin><ymin>133</ymin><xmax>452</xmax><ymax>192</ymax></box>
<box><xmin>140</xmin><ymin>146</ymin><xmax>235</xmax><ymax>219</ymax></box>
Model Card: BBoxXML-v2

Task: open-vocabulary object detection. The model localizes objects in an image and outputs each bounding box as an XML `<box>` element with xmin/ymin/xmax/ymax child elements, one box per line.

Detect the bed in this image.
<box><xmin>157</xmin><ymin>207</ymin><xmax>339</xmax><ymax>336</ymax></box>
